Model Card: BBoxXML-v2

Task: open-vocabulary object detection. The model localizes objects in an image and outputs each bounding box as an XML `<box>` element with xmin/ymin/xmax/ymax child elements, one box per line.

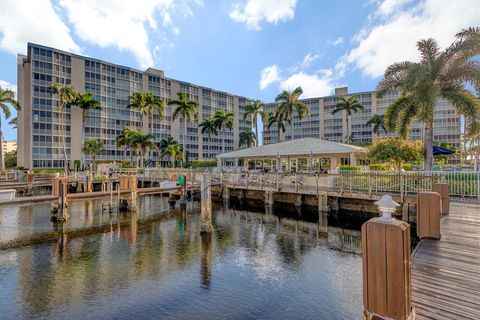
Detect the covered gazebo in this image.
<box><xmin>216</xmin><ymin>138</ymin><xmax>367</xmax><ymax>172</ymax></box>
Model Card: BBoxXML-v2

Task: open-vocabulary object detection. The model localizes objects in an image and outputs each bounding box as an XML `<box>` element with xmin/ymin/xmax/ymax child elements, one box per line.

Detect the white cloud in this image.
<box><xmin>298</xmin><ymin>53</ymin><xmax>320</xmax><ymax>70</ymax></box>
<box><xmin>0</xmin><ymin>0</ymin><xmax>80</xmax><ymax>56</ymax></box>
<box><xmin>333</xmin><ymin>36</ymin><xmax>344</xmax><ymax>46</ymax></box>
<box><xmin>260</xmin><ymin>65</ymin><xmax>281</xmax><ymax>89</ymax></box>
<box><xmin>59</xmin><ymin>0</ymin><xmax>201</xmax><ymax>68</ymax></box>
<box><xmin>230</xmin><ymin>0</ymin><xmax>297</xmax><ymax>30</ymax></box>
<box><xmin>344</xmin><ymin>0</ymin><xmax>480</xmax><ymax>78</ymax></box>
<box><xmin>280</xmin><ymin>70</ymin><xmax>335</xmax><ymax>98</ymax></box>
<box><xmin>0</xmin><ymin>80</ymin><xmax>16</xmax><ymax>95</ymax></box>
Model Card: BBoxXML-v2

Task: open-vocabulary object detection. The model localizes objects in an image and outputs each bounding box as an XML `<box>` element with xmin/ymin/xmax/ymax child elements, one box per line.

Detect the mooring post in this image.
<box><xmin>416</xmin><ymin>191</ymin><xmax>441</xmax><ymax>239</ymax></box>
<box><xmin>57</xmin><ymin>177</ymin><xmax>68</xmax><ymax>221</ymax></box>
<box><xmin>129</xmin><ymin>174</ymin><xmax>138</xmax><ymax>212</ymax></box>
<box><xmin>200</xmin><ymin>173</ymin><xmax>213</xmax><ymax>234</ymax></box>
<box><xmin>433</xmin><ymin>178</ymin><xmax>449</xmax><ymax>215</ymax></box>
<box><xmin>362</xmin><ymin>195</ymin><xmax>413</xmax><ymax>320</ymax></box>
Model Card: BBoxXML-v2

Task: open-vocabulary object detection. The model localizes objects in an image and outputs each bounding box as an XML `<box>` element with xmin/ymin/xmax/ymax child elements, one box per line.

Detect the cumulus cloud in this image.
<box><xmin>230</xmin><ymin>0</ymin><xmax>297</xmax><ymax>30</ymax></box>
<box><xmin>280</xmin><ymin>70</ymin><xmax>334</xmax><ymax>98</ymax></box>
<box><xmin>0</xmin><ymin>80</ymin><xmax>16</xmax><ymax>95</ymax></box>
<box><xmin>260</xmin><ymin>54</ymin><xmax>336</xmax><ymax>98</ymax></box>
<box><xmin>59</xmin><ymin>0</ymin><xmax>180</xmax><ymax>68</ymax></box>
<box><xmin>0</xmin><ymin>0</ymin><xmax>80</xmax><ymax>56</ymax></box>
<box><xmin>343</xmin><ymin>0</ymin><xmax>480</xmax><ymax>78</ymax></box>
<box><xmin>260</xmin><ymin>65</ymin><xmax>281</xmax><ymax>89</ymax></box>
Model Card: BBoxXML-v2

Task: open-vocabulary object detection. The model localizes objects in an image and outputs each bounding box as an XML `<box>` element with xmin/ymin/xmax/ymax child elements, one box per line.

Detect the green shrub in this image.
<box><xmin>191</xmin><ymin>160</ymin><xmax>217</xmax><ymax>168</ymax></box>
<box><xmin>339</xmin><ymin>165</ymin><xmax>361</xmax><ymax>171</ymax></box>
<box><xmin>369</xmin><ymin>163</ymin><xmax>387</xmax><ymax>171</ymax></box>
<box><xmin>402</xmin><ymin>164</ymin><xmax>413</xmax><ymax>171</ymax></box>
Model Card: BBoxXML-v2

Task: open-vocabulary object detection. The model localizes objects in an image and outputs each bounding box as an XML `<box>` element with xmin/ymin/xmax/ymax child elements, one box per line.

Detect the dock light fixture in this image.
<box><xmin>374</xmin><ymin>194</ymin><xmax>399</xmax><ymax>221</ymax></box>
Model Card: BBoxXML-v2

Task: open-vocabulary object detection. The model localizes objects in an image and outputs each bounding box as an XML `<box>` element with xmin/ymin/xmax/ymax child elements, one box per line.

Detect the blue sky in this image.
<box><xmin>0</xmin><ymin>0</ymin><xmax>479</xmax><ymax>141</ymax></box>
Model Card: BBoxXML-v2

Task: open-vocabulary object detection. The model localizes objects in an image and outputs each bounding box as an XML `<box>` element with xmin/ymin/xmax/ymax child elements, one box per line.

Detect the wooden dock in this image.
<box><xmin>412</xmin><ymin>202</ymin><xmax>480</xmax><ymax>319</ymax></box>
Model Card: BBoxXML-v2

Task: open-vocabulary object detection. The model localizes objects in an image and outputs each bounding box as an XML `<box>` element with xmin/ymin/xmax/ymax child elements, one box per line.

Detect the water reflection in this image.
<box><xmin>0</xmin><ymin>196</ymin><xmax>363</xmax><ymax>319</ymax></box>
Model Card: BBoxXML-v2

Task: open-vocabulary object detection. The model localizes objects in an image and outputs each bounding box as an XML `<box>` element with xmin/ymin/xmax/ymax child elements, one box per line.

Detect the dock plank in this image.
<box><xmin>412</xmin><ymin>202</ymin><xmax>480</xmax><ymax>319</ymax></box>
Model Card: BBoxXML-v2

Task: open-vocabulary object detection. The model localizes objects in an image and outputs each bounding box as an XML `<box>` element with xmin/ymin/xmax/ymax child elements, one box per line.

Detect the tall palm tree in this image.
<box><xmin>50</xmin><ymin>83</ymin><xmax>78</xmax><ymax>172</ymax></box>
<box><xmin>239</xmin><ymin>129</ymin><xmax>256</xmax><ymax>148</ymax></box>
<box><xmin>366</xmin><ymin>114</ymin><xmax>387</xmax><ymax>137</ymax></box>
<box><xmin>213</xmin><ymin>110</ymin><xmax>234</xmax><ymax>155</ymax></box>
<box><xmin>0</xmin><ymin>87</ymin><xmax>20</xmax><ymax>170</ymax></box>
<box><xmin>131</xmin><ymin>132</ymin><xmax>155</xmax><ymax>168</ymax></box>
<box><xmin>266</xmin><ymin>111</ymin><xmax>288</xmax><ymax>143</ymax></box>
<box><xmin>244</xmin><ymin>100</ymin><xmax>266</xmax><ymax>146</ymax></box>
<box><xmin>116</xmin><ymin>127</ymin><xmax>140</xmax><ymax>166</ymax></box>
<box><xmin>168</xmin><ymin>92</ymin><xmax>198</xmax><ymax>164</ymax></box>
<box><xmin>332</xmin><ymin>96</ymin><xmax>364</xmax><ymax>143</ymax></box>
<box><xmin>199</xmin><ymin>115</ymin><xmax>218</xmax><ymax>158</ymax></box>
<box><xmin>75</xmin><ymin>92</ymin><xmax>102</xmax><ymax>166</ymax></box>
<box><xmin>128</xmin><ymin>92</ymin><xmax>164</xmax><ymax>160</ymax></box>
<box><xmin>8</xmin><ymin>117</ymin><xmax>17</xmax><ymax>129</ymax></box>
<box><xmin>161</xmin><ymin>140</ymin><xmax>183</xmax><ymax>168</ymax></box>
<box><xmin>275</xmin><ymin>86</ymin><xmax>309</xmax><ymax>140</ymax></box>
<box><xmin>82</xmin><ymin>138</ymin><xmax>105</xmax><ymax>172</ymax></box>
<box><xmin>377</xmin><ymin>27</ymin><xmax>480</xmax><ymax>170</ymax></box>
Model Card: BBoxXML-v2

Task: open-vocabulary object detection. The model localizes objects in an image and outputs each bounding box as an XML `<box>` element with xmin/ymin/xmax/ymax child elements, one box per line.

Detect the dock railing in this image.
<box><xmin>217</xmin><ymin>169</ymin><xmax>480</xmax><ymax>203</ymax></box>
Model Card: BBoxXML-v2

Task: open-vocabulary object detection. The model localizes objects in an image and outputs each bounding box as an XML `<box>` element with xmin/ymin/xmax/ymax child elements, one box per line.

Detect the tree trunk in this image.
<box><xmin>150</xmin><ymin>115</ymin><xmax>154</xmax><ymax>162</ymax></box>
<box><xmin>345</xmin><ymin>116</ymin><xmax>349</xmax><ymax>143</ymax></box>
<box><xmin>254</xmin><ymin>117</ymin><xmax>258</xmax><ymax>147</ymax></box>
<box><xmin>130</xmin><ymin>148</ymin><xmax>133</xmax><ymax>167</ymax></box>
<box><xmin>222</xmin><ymin>128</ymin><xmax>225</xmax><ymax>155</ymax></box>
<box><xmin>0</xmin><ymin>119</ymin><xmax>4</xmax><ymax>171</ymax></box>
<box><xmin>92</xmin><ymin>154</ymin><xmax>96</xmax><ymax>174</ymax></box>
<box><xmin>60</xmin><ymin>105</ymin><xmax>68</xmax><ymax>172</ymax></box>
<box><xmin>424</xmin><ymin>122</ymin><xmax>434</xmax><ymax>171</ymax></box>
<box><xmin>81</xmin><ymin>109</ymin><xmax>86</xmax><ymax>169</ymax></box>
<box><xmin>183</xmin><ymin>117</ymin><xmax>187</xmax><ymax>167</ymax></box>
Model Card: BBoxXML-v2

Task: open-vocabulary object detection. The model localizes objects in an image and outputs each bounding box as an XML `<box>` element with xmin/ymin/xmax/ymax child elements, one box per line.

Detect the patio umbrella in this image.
<box><xmin>433</xmin><ymin>145</ymin><xmax>455</xmax><ymax>155</ymax></box>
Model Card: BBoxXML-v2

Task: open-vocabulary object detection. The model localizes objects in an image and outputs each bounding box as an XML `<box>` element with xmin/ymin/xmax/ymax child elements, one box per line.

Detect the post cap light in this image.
<box><xmin>375</xmin><ymin>194</ymin><xmax>400</xmax><ymax>221</ymax></box>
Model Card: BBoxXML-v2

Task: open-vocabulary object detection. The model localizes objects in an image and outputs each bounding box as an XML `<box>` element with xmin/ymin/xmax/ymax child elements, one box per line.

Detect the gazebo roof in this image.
<box><xmin>216</xmin><ymin>138</ymin><xmax>366</xmax><ymax>159</ymax></box>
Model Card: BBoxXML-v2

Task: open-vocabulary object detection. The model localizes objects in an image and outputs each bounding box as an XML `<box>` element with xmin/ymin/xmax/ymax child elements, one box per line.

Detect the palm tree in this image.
<box><xmin>239</xmin><ymin>129</ymin><xmax>256</xmax><ymax>148</ymax></box>
<box><xmin>275</xmin><ymin>87</ymin><xmax>309</xmax><ymax>140</ymax></box>
<box><xmin>366</xmin><ymin>114</ymin><xmax>387</xmax><ymax>137</ymax></box>
<box><xmin>75</xmin><ymin>92</ymin><xmax>101</xmax><ymax>166</ymax></box>
<box><xmin>168</xmin><ymin>92</ymin><xmax>198</xmax><ymax>164</ymax></box>
<box><xmin>332</xmin><ymin>96</ymin><xmax>364</xmax><ymax>143</ymax></box>
<box><xmin>116</xmin><ymin>127</ymin><xmax>140</xmax><ymax>166</ymax></box>
<box><xmin>132</xmin><ymin>132</ymin><xmax>155</xmax><ymax>168</ymax></box>
<box><xmin>8</xmin><ymin>117</ymin><xmax>17</xmax><ymax>129</ymax></box>
<box><xmin>50</xmin><ymin>83</ymin><xmax>78</xmax><ymax>172</ymax></box>
<box><xmin>159</xmin><ymin>136</ymin><xmax>179</xmax><ymax>154</ymax></box>
<box><xmin>0</xmin><ymin>87</ymin><xmax>20</xmax><ymax>170</ymax></box>
<box><xmin>244</xmin><ymin>100</ymin><xmax>266</xmax><ymax>146</ymax></box>
<box><xmin>266</xmin><ymin>111</ymin><xmax>288</xmax><ymax>143</ymax></box>
<box><xmin>82</xmin><ymin>138</ymin><xmax>105</xmax><ymax>172</ymax></box>
<box><xmin>161</xmin><ymin>140</ymin><xmax>183</xmax><ymax>168</ymax></box>
<box><xmin>128</xmin><ymin>92</ymin><xmax>164</xmax><ymax>160</ymax></box>
<box><xmin>377</xmin><ymin>27</ymin><xmax>480</xmax><ymax>170</ymax></box>
<box><xmin>199</xmin><ymin>115</ymin><xmax>218</xmax><ymax>158</ymax></box>
<box><xmin>213</xmin><ymin>110</ymin><xmax>234</xmax><ymax>155</ymax></box>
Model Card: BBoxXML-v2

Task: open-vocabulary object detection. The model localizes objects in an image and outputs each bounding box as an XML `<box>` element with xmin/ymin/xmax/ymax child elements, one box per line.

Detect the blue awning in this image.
<box><xmin>433</xmin><ymin>145</ymin><xmax>455</xmax><ymax>155</ymax></box>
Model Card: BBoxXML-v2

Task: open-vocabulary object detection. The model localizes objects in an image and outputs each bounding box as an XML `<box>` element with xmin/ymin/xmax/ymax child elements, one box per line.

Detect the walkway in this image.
<box><xmin>412</xmin><ymin>202</ymin><xmax>480</xmax><ymax>319</ymax></box>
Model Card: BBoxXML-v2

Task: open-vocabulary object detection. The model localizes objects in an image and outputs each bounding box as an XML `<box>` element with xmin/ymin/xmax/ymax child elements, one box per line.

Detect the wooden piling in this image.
<box><xmin>362</xmin><ymin>217</ymin><xmax>412</xmax><ymax>320</ymax></box>
<box><xmin>433</xmin><ymin>182</ymin><xmax>449</xmax><ymax>215</ymax></box>
<box><xmin>200</xmin><ymin>173</ymin><xmax>213</xmax><ymax>234</ymax></box>
<box><xmin>416</xmin><ymin>192</ymin><xmax>441</xmax><ymax>239</ymax></box>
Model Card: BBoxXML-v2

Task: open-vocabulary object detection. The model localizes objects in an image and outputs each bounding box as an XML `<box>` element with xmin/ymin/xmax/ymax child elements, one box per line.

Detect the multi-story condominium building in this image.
<box><xmin>17</xmin><ymin>43</ymin><xmax>251</xmax><ymax>168</ymax></box>
<box><xmin>263</xmin><ymin>87</ymin><xmax>462</xmax><ymax>162</ymax></box>
<box><xmin>2</xmin><ymin>140</ymin><xmax>17</xmax><ymax>155</ymax></box>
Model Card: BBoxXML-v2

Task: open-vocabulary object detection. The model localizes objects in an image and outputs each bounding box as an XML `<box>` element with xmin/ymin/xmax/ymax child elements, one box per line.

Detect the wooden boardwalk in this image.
<box><xmin>412</xmin><ymin>202</ymin><xmax>480</xmax><ymax>319</ymax></box>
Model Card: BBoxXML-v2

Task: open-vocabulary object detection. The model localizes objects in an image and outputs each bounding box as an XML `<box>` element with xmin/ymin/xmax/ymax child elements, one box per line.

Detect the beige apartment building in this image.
<box><xmin>263</xmin><ymin>87</ymin><xmax>462</xmax><ymax>163</ymax></box>
<box><xmin>2</xmin><ymin>140</ymin><xmax>17</xmax><ymax>155</ymax></box>
<box><xmin>17</xmin><ymin>43</ymin><xmax>251</xmax><ymax>168</ymax></box>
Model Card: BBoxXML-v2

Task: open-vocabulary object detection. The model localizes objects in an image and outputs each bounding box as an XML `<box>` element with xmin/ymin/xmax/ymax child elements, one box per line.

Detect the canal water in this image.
<box><xmin>0</xmin><ymin>195</ymin><xmax>365</xmax><ymax>319</ymax></box>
